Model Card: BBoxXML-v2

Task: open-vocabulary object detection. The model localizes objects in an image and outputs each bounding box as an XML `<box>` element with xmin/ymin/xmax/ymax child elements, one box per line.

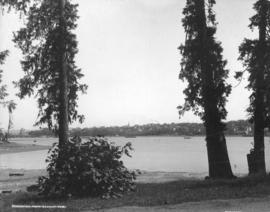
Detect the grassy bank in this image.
<box><xmin>0</xmin><ymin>142</ymin><xmax>50</xmax><ymax>154</ymax></box>
<box><xmin>1</xmin><ymin>174</ymin><xmax>270</xmax><ymax>212</ymax></box>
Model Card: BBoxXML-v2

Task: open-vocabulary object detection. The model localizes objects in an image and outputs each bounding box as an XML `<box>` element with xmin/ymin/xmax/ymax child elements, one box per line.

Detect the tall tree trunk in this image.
<box><xmin>58</xmin><ymin>0</ymin><xmax>69</xmax><ymax>150</ymax></box>
<box><xmin>253</xmin><ymin>0</ymin><xmax>267</xmax><ymax>174</ymax></box>
<box><xmin>196</xmin><ymin>0</ymin><xmax>234</xmax><ymax>178</ymax></box>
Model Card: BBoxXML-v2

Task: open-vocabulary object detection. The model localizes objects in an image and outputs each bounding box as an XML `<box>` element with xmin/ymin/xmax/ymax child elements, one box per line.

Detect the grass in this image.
<box><xmin>1</xmin><ymin>174</ymin><xmax>270</xmax><ymax>212</ymax></box>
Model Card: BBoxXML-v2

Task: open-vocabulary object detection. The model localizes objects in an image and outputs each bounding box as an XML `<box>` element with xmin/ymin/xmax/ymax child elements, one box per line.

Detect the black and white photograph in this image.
<box><xmin>0</xmin><ymin>0</ymin><xmax>270</xmax><ymax>211</ymax></box>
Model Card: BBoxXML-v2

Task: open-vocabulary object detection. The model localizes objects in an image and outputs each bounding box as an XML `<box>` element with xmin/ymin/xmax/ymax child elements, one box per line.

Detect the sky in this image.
<box><xmin>0</xmin><ymin>0</ymin><xmax>257</xmax><ymax>130</ymax></box>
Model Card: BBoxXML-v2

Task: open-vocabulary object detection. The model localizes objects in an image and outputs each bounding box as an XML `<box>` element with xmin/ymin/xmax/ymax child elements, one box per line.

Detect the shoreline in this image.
<box><xmin>12</xmin><ymin>135</ymin><xmax>254</xmax><ymax>137</ymax></box>
<box><xmin>0</xmin><ymin>168</ymin><xmax>248</xmax><ymax>192</ymax></box>
<box><xmin>0</xmin><ymin>142</ymin><xmax>50</xmax><ymax>155</ymax></box>
<box><xmin>0</xmin><ymin>169</ymin><xmax>205</xmax><ymax>191</ymax></box>
<box><xmin>1</xmin><ymin>170</ymin><xmax>268</xmax><ymax>212</ymax></box>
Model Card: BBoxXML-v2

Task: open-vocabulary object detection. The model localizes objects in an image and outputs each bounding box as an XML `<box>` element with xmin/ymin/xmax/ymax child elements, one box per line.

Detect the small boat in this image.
<box><xmin>183</xmin><ymin>136</ymin><xmax>191</xmax><ymax>139</ymax></box>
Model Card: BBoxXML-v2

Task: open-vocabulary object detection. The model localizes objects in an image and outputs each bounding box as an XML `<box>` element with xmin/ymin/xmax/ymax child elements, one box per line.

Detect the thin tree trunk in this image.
<box><xmin>253</xmin><ymin>0</ymin><xmax>267</xmax><ymax>174</ymax></box>
<box><xmin>6</xmin><ymin>113</ymin><xmax>11</xmax><ymax>142</ymax></box>
<box><xmin>58</xmin><ymin>0</ymin><xmax>69</xmax><ymax>150</ymax></box>
<box><xmin>196</xmin><ymin>0</ymin><xmax>234</xmax><ymax>179</ymax></box>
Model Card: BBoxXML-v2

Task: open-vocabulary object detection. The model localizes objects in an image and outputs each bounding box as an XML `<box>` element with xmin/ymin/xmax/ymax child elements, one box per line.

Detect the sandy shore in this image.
<box><xmin>0</xmin><ymin>169</ymin><xmax>47</xmax><ymax>192</ymax></box>
<box><xmin>0</xmin><ymin>142</ymin><xmax>50</xmax><ymax>154</ymax></box>
<box><xmin>0</xmin><ymin>169</ymin><xmax>207</xmax><ymax>192</ymax></box>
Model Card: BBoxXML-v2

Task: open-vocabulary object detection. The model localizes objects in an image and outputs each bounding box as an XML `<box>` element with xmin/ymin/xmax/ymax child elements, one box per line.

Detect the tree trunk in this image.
<box><xmin>205</xmin><ymin>126</ymin><xmax>234</xmax><ymax>178</ymax></box>
<box><xmin>253</xmin><ymin>0</ymin><xmax>267</xmax><ymax>174</ymax></box>
<box><xmin>196</xmin><ymin>0</ymin><xmax>234</xmax><ymax>179</ymax></box>
<box><xmin>6</xmin><ymin>113</ymin><xmax>11</xmax><ymax>142</ymax></box>
<box><xmin>58</xmin><ymin>0</ymin><xmax>69</xmax><ymax>150</ymax></box>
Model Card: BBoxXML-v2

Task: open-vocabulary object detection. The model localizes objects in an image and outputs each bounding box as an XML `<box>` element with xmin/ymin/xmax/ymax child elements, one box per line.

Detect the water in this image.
<box><xmin>1</xmin><ymin>136</ymin><xmax>270</xmax><ymax>175</ymax></box>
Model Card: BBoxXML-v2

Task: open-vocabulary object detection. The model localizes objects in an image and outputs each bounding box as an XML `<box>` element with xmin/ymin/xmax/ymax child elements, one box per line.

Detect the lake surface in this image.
<box><xmin>1</xmin><ymin>137</ymin><xmax>270</xmax><ymax>175</ymax></box>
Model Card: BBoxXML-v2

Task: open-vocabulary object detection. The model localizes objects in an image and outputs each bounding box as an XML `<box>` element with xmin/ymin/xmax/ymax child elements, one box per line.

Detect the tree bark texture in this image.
<box><xmin>253</xmin><ymin>0</ymin><xmax>267</xmax><ymax>174</ymax></box>
<box><xmin>58</xmin><ymin>0</ymin><xmax>69</xmax><ymax>150</ymax></box>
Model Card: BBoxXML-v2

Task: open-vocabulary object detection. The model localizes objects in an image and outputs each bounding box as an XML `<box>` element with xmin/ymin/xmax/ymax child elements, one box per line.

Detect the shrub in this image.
<box><xmin>38</xmin><ymin>136</ymin><xmax>136</xmax><ymax>198</ymax></box>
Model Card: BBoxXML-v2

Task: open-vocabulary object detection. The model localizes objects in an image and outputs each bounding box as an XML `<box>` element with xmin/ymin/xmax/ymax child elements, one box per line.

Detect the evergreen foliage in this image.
<box><xmin>179</xmin><ymin>0</ymin><xmax>231</xmax><ymax>128</ymax></box>
<box><xmin>179</xmin><ymin>0</ymin><xmax>233</xmax><ymax>178</ymax></box>
<box><xmin>238</xmin><ymin>0</ymin><xmax>270</xmax><ymax>125</ymax></box>
<box><xmin>13</xmin><ymin>0</ymin><xmax>87</xmax><ymax>132</ymax></box>
<box><xmin>237</xmin><ymin>0</ymin><xmax>270</xmax><ymax>174</ymax></box>
<box><xmin>0</xmin><ymin>0</ymin><xmax>29</xmax><ymax>11</ymax></box>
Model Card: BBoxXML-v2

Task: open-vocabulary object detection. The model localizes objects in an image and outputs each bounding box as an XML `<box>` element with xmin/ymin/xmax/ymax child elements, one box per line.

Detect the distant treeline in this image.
<box><xmin>23</xmin><ymin>120</ymin><xmax>256</xmax><ymax>137</ymax></box>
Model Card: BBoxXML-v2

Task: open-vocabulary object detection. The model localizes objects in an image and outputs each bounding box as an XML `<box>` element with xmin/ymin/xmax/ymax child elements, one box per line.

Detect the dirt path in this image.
<box><xmin>85</xmin><ymin>196</ymin><xmax>270</xmax><ymax>212</ymax></box>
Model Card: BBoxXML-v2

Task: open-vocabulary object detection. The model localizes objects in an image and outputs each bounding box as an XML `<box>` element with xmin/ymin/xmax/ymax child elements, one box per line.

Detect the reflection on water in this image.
<box><xmin>1</xmin><ymin>137</ymin><xmax>269</xmax><ymax>175</ymax></box>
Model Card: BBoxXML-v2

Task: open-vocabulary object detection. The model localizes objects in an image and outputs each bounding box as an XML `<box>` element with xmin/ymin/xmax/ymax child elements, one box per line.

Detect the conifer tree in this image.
<box><xmin>179</xmin><ymin>0</ymin><xmax>234</xmax><ymax>178</ymax></box>
<box><xmin>238</xmin><ymin>0</ymin><xmax>270</xmax><ymax>174</ymax></box>
<box><xmin>13</xmin><ymin>0</ymin><xmax>87</xmax><ymax>149</ymax></box>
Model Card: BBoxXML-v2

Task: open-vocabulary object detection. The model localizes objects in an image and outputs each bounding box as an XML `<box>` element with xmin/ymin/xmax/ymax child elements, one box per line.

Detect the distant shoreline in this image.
<box><xmin>10</xmin><ymin>135</ymin><xmax>255</xmax><ymax>138</ymax></box>
<box><xmin>14</xmin><ymin>120</ymin><xmax>254</xmax><ymax>138</ymax></box>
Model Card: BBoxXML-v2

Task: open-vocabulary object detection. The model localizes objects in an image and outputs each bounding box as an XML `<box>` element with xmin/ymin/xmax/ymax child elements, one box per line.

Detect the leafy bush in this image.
<box><xmin>38</xmin><ymin>136</ymin><xmax>136</xmax><ymax>198</ymax></box>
